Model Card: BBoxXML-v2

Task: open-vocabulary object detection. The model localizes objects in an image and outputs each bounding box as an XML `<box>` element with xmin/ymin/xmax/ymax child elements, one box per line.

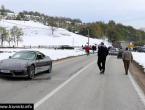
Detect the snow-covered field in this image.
<box><xmin>0</xmin><ymin>20</ymin><xmax>111</xmax><ymax>47</ymax></box>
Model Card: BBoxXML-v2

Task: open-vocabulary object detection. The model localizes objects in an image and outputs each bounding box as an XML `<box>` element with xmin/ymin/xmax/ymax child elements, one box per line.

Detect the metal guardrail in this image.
<box><xmin>0</xmin><ymin>45</ymin><xmax>83</xmax><ymax>49</ymax></box>
<box><xmin>23</xmin><ymin>45</ymin><xmax>82</xmax><ymax>49</ymax></box>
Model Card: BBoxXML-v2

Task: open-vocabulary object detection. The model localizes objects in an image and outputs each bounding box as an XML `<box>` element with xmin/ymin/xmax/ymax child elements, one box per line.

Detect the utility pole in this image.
<box><xmin>87</xmin><ymin>29</ymin><xmax>89</xmax><ymax>46</ymax></box>
<box><xmin>0</xmin><ymin>30</ymin><xmax>3</xmax><ymax>46</ymax></box>
<box><xmin>72</xmin><ymin>37</ymin><xmax>74</xmax><ymax>46</ymax></box>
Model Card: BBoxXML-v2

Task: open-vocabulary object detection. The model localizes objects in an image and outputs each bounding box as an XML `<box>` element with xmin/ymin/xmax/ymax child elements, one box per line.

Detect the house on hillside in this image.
<box><xmin>140</xmin><ymin>28</ymin><xmax>145</xmax><ymax>32</ymax></box>
<box><xmin>75</xmin><ymin>22</ymin><xmax>82</xmax><ymax>26</ymax></box>
<box><xmin>112</xmin><ymin>41</ymin><xmax>130</xmax><ymax>49</ymax></box>
<box><xmin>82</xmin><ymin>23</ymin><xmax>87</xmax><ymax>26</ymax></box>
<box><xmin>25</xmin><ymin>15</ymin><xmax>32</xmax><ymax>20</ymax></box>
<box><xmin>35</xmin><ymin>16</ymin><xmax>40</xmax><ymax>18</ymax></box>
<box><xmin>6</xmin><ymin>13</ymin><xmax>17</xmax><ymax>20</ymax></box>
<box><xmin>66</xmin><ymin>21</ymin><xmax>71</xmax><ymax>24</ymax></box>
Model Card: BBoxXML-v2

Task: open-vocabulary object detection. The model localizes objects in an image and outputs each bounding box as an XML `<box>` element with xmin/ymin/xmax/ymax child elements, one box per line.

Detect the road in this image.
<box><xmin>0</xmin><ymin>54</ymin><xmax>145</xmax><ymax>110</ymax></box>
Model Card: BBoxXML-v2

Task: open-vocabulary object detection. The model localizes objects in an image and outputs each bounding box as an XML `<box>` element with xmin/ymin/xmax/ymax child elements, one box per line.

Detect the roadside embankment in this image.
<box><xmin>129</xmin><ymin>60</ymin><xmax>145</xmax><ymax>95</ymax></box>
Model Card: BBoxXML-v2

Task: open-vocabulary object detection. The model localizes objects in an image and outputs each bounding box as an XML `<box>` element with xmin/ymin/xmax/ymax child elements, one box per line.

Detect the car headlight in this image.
<box><xmin>20</xmin><ymin>62</ymin><xmax>28</xmax><ymax>68</ymax></box>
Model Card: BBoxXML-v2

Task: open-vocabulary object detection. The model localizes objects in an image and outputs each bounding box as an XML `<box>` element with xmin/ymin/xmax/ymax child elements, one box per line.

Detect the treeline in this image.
<box><xmin>0</xmin><ymin>5</ymin><xmax>14</xmax><ymax>15</ymax></box>
<box><xmin>1</xmin><ymin>5</ymin><xmax>145</xmax><ymax>45</ymax></box>
<box><xmin>0</xmin><ymin>5</ymin><xmax>82</xmax><ymax>31</ymax></box>
<box><xmin>77</xmin><ymin>20</ymin><xmax>145</xmax><ymax>44</ymax></box>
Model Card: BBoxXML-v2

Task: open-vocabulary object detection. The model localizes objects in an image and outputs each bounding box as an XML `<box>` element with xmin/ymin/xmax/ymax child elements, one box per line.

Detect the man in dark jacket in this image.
<box><xmin>92</xmin><ymin>45</ymin><xmax>95</xmax><ymax>54</ymax></box>
<box><xmin>97</xmin><ymin>42</ymin><xmax>108</xmax><ymax>74</ymax></box>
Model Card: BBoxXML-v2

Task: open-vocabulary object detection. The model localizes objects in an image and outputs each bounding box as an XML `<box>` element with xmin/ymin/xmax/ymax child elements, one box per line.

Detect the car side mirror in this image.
<box><xmin>36</xmin><ymin>57</ymin><xmax>39</xmax><ymax>60</ymax></box>
<box><xmin>9</xmin><ymin>56</ymin><xmax>11</xmax><ymax>59</ymax></box>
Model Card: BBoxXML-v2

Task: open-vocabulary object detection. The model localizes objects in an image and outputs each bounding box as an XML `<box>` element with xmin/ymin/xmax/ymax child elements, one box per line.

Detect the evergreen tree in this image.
<box><xmin>19</xmin><ymin>12</ymin><xmax>25</xmax><ymax>18</ymax></box>
<box><xmin>108</xmin><ymin>20</ymin><xmax>116</xmax><ymax>28</ymax></box>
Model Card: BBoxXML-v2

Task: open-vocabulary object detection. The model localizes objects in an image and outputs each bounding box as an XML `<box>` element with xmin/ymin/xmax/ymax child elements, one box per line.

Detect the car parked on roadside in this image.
<box><xmin>54</xmin><ymin>45</ymin><xmax>74</xmax><ymax>49</ymax></box>
<box><xmin>0</xmin><ymin>50</ymin><xmax>52</xmax><ymax>79</ymax></box>
<box><xmin>109</xmin><ymin>48</ymin><xmax>119</xmax><ymax>55</ymax></box>
<box><xmin>117</xmin><ymin>49</ymin><xmax>125</xmax><ymax>58</ymax></box>
<box><xmin>137</xmin><ymin>47</ymin><xmax>145</xmax><ymax>52</ymax></box>
<box><xmin>108</xmin><ymin>46</ymin><xmax>113</xmax><ymax>51</ymax></box>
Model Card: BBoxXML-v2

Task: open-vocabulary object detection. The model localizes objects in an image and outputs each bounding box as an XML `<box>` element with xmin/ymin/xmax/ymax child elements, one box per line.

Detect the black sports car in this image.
<box><xmin>54</xmin><ymin>45</ymin><xmax>74</xmax><ymax>49</ymax></box>
<box><xmin>0</xmin><ymin>50</ymin><xmax>52</xmax><ymax>79</ymax></box>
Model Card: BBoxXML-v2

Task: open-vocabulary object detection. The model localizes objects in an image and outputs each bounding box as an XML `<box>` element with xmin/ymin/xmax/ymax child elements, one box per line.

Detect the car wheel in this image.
<box><xmin>46</xmin><ymin>63</ymin><xmax>52</xmax><ymax>73</ymax></box>
<box><xmin>28</xmin><ymin>65</ymin><xmax>35</xmax><ymax>79</ymax></box>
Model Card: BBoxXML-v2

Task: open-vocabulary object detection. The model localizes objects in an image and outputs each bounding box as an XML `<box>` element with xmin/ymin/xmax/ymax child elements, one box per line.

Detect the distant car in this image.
<box><xmin>137</xmin><ymin>47</ymin><xmax>145</xmax><ymax>52</ymax></box>
<box><xmin>0</xmin><ymin>50</ymin><xmax>52</xmax><ymax>79</ymax></box>
<box><xmin>54</xmin><ymin>45</ymin><xmax>74</xmax><ymax>49</ymax></box>
<box><xmin>109</xmin><ymin>48</ymin><xmax>119</xmax><ymax>55</ymax></box>
<box><xmin>108</xmin><ymin>46</ymin><xmax>113</xmax><ymax>50</ymax></box>
<box><xmin>136</xmin><ymin>46</ymin><xmax>141</xmax><ymax>51</ymax></box>
<box><xmin>117</xmin><ymin>49</ymin><xmax>125</xmax><ymax>58</ymax></box>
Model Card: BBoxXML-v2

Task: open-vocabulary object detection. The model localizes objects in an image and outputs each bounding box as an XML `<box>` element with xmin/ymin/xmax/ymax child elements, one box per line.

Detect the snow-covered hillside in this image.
<box><xmin>0</xmin><ymin>20</ymin><xmax>111</xmax><ymax>47</ymax></box>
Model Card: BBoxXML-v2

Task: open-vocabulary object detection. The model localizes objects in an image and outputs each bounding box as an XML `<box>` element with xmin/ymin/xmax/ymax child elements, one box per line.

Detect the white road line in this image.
<box><xmin>129</xmin><ymin>73</ymin><xmax>145</xmax><ymax>106</ymax></box>
<box><xmin>34</xmin><ymin>60</ymin><xmax>97</xmax><ymax>109</ymax></box>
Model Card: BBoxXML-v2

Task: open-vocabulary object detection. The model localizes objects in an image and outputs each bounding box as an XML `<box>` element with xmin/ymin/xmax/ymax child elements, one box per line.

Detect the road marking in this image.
<box><xmin>34</xmin><ymin>60</ymin><xmax>97</xmax><ymax>109</ymax></box>
<box><xmin>53</xmin><ymin>55</ymin><xmax>85</xmax><ymax>65</ymax></box>
<box><xmin>129</xmin><ymin>73</ymin><xmax>145</xmax><ymax>106</ymax></box>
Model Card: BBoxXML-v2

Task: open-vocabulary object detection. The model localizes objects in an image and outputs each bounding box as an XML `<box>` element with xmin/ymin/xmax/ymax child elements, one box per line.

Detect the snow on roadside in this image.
<box><xmin>132</xmin><ymin>52</ymin><xmax>145</xmax><ymax>68</ymax></box>
<box><xmin>0</xmin><ymin>48</ymin><xmax>89</xmax><ymax>61</ymax></box>
<box><xmin>0</xmin><ymin>49</ymin><xmax>145</xmax><ymax>70</ymax></box>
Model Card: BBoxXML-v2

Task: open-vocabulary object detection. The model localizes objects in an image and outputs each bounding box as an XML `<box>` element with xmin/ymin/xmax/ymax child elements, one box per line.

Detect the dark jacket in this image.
<box><xmin>98</xmin><ymin>45</ymin><xmax>108</xmax><ymax>58</ymax></box>
<box><xmin>92</xmin><ymin>46</ymin><xmax>96</xmax><ymax>50</ymax></box>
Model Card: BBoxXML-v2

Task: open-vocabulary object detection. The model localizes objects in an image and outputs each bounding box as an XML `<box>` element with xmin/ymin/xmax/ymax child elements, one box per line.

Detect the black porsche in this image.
<box><xmin>0</xmin><ymin>50</ymin><xmax>52</xmax><ymax>79</ymax></box>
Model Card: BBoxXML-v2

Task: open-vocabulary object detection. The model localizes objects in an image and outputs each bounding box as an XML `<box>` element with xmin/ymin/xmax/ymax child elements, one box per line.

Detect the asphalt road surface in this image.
<box><xmin>0</xmin><ymin>54</ymin><xmax>145</xmax><ymax>110</ymax></box>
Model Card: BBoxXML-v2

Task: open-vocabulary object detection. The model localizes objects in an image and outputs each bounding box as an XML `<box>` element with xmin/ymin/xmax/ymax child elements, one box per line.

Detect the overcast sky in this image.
<box><xmin>1</xmin><ymin>0</ymin><xmax>145</xmax><ymax>29</ymax></box>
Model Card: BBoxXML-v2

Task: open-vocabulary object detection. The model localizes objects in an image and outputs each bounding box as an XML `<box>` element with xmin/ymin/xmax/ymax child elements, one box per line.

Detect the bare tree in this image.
<box><xmin>1</xmin><ymin>5</ymin><xmax>5</xmax><ymax>15</ymax></box>
<box><xmin>49</xmin><ymin>20</ymin><xmax>57</xmax><ymax>35</ymax></box>
<box><xmin>0</xmin><ymin>26</ymin><xmax>8</xmax><ymax>46</ymax></box>
<box><xmin>6</xmin><ymin>30</ymin><xmax>13</xmax><ymax>47</ymax></box>
<box><xmin>10</xmin><ymin>26</ymin><xmax>24</xmax><ymax>47</ymax></box>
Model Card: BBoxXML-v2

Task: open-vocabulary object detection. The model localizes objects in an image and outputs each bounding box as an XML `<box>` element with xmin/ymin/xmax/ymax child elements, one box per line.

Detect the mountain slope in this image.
<box><xmin>0</xmin><ymin>20</ymin><xmax>111</xmax><ymax>47</ymax></box>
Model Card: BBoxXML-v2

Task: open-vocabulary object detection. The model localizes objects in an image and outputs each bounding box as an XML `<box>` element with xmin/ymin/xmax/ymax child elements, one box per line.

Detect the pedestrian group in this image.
<box><xmin>84</xmin><ymin>42</ymin><xmax>133</xmax><ymax>75</ymax></box>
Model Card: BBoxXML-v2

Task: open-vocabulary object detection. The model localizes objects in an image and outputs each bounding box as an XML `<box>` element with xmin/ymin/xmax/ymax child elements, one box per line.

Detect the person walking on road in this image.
<box><xmin>92</xmin><ymin>45</ymin><xmax>95</xmax><ymax>54</ymax></box>
<box><xmin>122</xmin><ymin>47</ymin><xmax>133</xmax><ymax>75</ymax></box>
<box><xmin>97</xmin><ymin>42</ymin><xmax>108</xmax><ymax>74</ymax></box>
<box><xmin>86</xmin><ymin>45</ymin><xmax>90</xmax><ymax>56</ymax></box>
<box><xmin>95</xmin><ymin>44</ymin><xmax>97</xmax><ymax>51</ymax></box>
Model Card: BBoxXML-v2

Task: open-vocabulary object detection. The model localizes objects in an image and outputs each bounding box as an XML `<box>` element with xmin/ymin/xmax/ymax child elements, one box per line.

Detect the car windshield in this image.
<box><xmin>63</xmin><ymin>45</ymin><xmax>69</xmax><ymax>47</ymax></box>
<box><xmin>11</xmin><ymin>52</ymin><xmax>36</xmax><ymax>60</ymax></box>
<box><xmin>119</xmin><ymin>49</ymin><xmax>125</xmax><ymax>52</ymax></box>
<box><xmin>110</xmin><ymin>48</ymin><xmax>116</xmax><ymax>50</ymax></box>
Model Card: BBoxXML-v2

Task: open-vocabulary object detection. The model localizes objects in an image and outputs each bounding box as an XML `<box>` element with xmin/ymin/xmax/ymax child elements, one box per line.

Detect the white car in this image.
<box><xmin>109</xmin><ymin>48</ymin><xmax>119</xmax><ymax>55</ymax></box>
